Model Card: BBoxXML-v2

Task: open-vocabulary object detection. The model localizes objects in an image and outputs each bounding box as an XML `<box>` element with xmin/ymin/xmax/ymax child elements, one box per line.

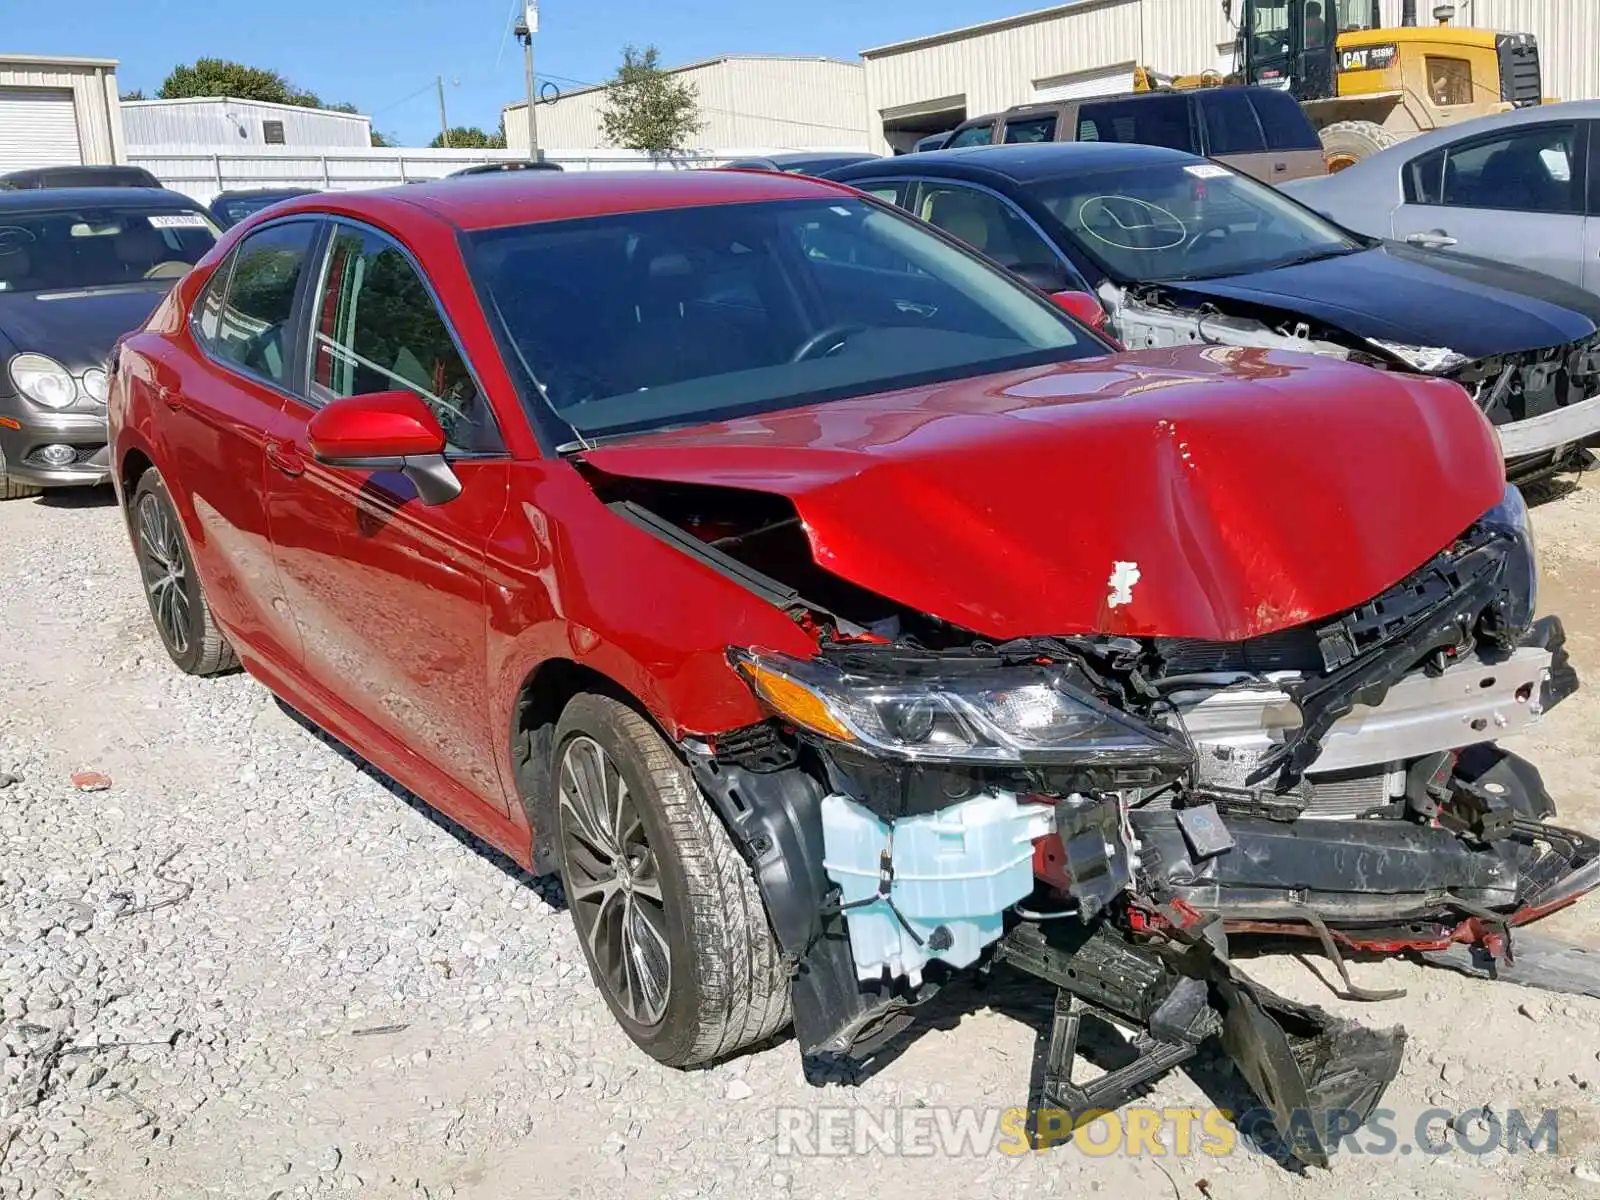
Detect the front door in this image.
<box><xmin>262</xmin><ymin>219</ymin><xmax>513</xmax><ymax>813</ymax></box>
<box><xmin>1390</xmin><ymin>120</ymin><xmax>1588</xmax><ymax>288</ymax></box>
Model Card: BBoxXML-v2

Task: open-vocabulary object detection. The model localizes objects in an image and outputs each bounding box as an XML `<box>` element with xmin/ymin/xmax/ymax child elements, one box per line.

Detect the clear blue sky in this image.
<box><xmin>11</xmin><ymin>0</ymin><xmax>1040</xmax><ymax>145</ymax></box>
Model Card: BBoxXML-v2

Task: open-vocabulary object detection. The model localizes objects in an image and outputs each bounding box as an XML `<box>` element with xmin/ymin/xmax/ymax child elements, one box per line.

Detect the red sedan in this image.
<box><xmin>108</xmin><ymin>170</ymin><xmax>1591</xmax><ymax>1133</ymax></box>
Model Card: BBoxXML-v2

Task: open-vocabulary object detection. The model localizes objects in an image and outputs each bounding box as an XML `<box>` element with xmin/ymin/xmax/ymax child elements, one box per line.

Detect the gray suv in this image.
<box><xmin>939</xmin><ymin>87</ymin><xmax>1326</xmax><ymax>185</ymax></box>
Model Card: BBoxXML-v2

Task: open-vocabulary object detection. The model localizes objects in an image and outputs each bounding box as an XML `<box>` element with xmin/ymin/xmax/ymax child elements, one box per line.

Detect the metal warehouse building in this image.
<box><xmin>121</xmin><ymin>97</ymin><xmax>373</xmax><ymax>149</ymax></box>
<box><xmin>0</xmin><ymin>54</ymin><xmax>125</xmax><ymax>170</ymax></box>
<box><xmin>504</xmin><ymin>55</ymin><xmax>869</xmax><ymax>153</ymax></box>
<box><xmin>862</xmin><ymin>0</ymin><xmax>1600</xmax><ymax>152</ymax></box>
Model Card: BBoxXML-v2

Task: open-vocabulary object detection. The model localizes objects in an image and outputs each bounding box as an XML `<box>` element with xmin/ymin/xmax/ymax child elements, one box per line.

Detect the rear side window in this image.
<box><xmin>1003</xmin><ymin>114</ymin><xmax>1058</xmax><ymax>144</ymax></box>
<box><xmin>310</xmin><ymin>223</ymin><xmax>499</xmax><ymax>453</ymax></box>
<box><xmin>946</xmin><ymin>123</ymin><xmax>996</xmax><ymax>148</ymax></box>
<box><xmin>1076</xmin><ymin>96</ymin><xmax>1195</xmax><ymax>152</ymax></box>
<box><xmin>196</xmin><ymin>221</ymin><xmax>318</xmax><ymax>386</ymax></box>
<box><xmin>1246</xmin><ymin>89</ymin><xmax>1322</xmax><ymax>151</ymax></box>
<box><xmin>1198</xmin><ymin>90</ymin><xmax>1266</xmax><ymax>155</ymax></box>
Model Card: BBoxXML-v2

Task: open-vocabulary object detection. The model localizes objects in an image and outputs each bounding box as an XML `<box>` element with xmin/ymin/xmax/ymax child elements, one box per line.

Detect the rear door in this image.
<box><xmin>155</xmin><ymin>218</ymin><xmax>323</xmax><ymax>674</ymax></box>
<box><xmin>1195</xmin><ymin>89</ymin><xmax>1271</xmax><ymax>181</ymax></box>
<box><xmin>262</xmin><ymin>218</ymin><xmax>513</xmax><ymax>812</ymax></box>
<box><xmin>1392</xmin><ymin>120</ymin><xmax>1588</xmax><ymax>287</ymax></box>
<box><xmin>1073</xmin><ymin>94</ymin><xmax>1198</xmax><ymax>154</ymax></box>
<box><xmin>1246</xmin><ymin>87</ymin><xmax>1327</xmax><ymax>181</ymax></box>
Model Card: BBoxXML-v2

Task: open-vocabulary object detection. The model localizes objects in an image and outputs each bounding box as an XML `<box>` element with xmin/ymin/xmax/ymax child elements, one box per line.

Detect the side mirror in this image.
<box><xmin>306</xmin><ymin>391</ymin><xmax>461</xmax><ymax>506</ymax></box>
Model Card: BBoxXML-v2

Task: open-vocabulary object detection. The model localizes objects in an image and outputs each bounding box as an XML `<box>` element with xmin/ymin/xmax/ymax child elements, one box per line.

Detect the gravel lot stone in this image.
<box><xmin>3</xmin><ymin>481</ymin><xmax>1600</xmax><ymax>1199</ymax></box>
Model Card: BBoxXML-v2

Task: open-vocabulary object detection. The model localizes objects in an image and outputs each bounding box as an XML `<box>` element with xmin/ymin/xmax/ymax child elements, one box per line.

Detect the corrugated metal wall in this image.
<box><xmin>505</xmin><ymin>57</ymin><xmax>869</xmax><ymax>153</ymax></box>
<box><xmin>122</xmin><ymin>99</ymin><xmax>371</xmax><ymax>149</ymax></box>
<box><xmin>861</xmin><ymin>0</ymin><xmax>1599</xmax><ymax>151</ymax></box>
<box><xmin>862</xmin><ymin>0</ymin><xmax>1231</xmax><ymax>151</ymax></box>
<box><xmin>0</xmin><ymin>57</ymin><xmax>123</xmax><ymax>164</ymax></box>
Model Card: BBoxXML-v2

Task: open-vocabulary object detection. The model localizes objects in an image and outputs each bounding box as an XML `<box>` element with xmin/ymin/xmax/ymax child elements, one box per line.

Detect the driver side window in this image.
<box><xmin>309</xmin><ymin>224</ymin><xmax>501</xmax><ymax>454</ymax></box>
<box><xmin>198</xmin><ymin>221</ymin><xmax>318</xmax><ymax>386</ymax></box>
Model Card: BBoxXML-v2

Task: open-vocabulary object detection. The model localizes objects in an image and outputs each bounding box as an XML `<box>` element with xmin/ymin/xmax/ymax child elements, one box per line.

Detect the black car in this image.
<box><xmin>208</xmin><ymin>188</ymin><xmax>317</xmax><ymax>229</ymax></box>
<box><xmin>0</xmin><ymin>188</ymin><xmax>219</xmax><ymax>498</ymax></box>
<box><xmin>722</xmin><ymin>152</ymin><xmax>880</xmax><ymax>176</ymax></box>
<box><xmin>1</xmin><ymin>165</ymin><xmax>164</xmax><ymax>191</ymax></box>
<box><xmin>827</xmin><ymin>142</ymin><xmax>1600</xmax><ymax>478</ymax></box>
<box><xmin>446</xmin><ymin>160</ymin><xmax>564</xmax><ymax>177</ymax></box>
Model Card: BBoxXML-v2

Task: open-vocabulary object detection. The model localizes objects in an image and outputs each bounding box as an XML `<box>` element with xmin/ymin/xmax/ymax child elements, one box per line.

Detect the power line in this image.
<box><xmin>520</xmin><ymin>69</ymin><xmax>866</xmax><ymax>135</ymax></box>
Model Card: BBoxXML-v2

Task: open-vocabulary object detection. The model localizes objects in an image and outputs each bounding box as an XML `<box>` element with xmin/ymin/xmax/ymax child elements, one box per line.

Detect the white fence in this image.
<box><xmin>125</xmin><ymin>144</ymin><xmax>815</xmax><ymax>205</ymax></box>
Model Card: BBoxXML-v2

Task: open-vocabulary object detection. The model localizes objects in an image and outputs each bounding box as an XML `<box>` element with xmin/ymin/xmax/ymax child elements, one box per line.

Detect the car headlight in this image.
<box><xmin>8</xmin><ymin>353</ymin><xmax>77</xmax><ymax>409</ymax></box>
<box><xmin>1481</xmin><ymin>482</ymin><xmax>1537</xmax><ymax>624</ymax></box>
<box><xmin>1366</xmin><ymin>339</ymin><xmax>1471</xmax><ymax>375</ymax></box>
<box><xmin>80</xmin><ymin>367</ymin><xmax>109</xmax><ymax>404</ymax></box>
<box><xmin>729</xmin><ymin>649</ymin><xmax>1193</xmax><ymax>772</ymax></box>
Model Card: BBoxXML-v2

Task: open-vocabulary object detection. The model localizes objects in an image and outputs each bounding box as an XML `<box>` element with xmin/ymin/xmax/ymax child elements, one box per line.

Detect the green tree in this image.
<box><xmin>428</xmin><ymin>125</ymin><xmax>505</xmax><ymax>149</ymax></box>
<box><xmin>158</xmin><ymin>58</ymin><xmax>315</xmax><ymax>105</ymax></box>
<box><xmin>598</xmin><ymin>45</ymin><xmax>702</xmax><ymax>153</ymax></box>
<box><xmin>370</xmin><ymin>130</ymin><xmax>396</xmax><ymax>148</ymax></box>
<box><xmin>120</xmin><ymin>89</ymin><xmax>146</xmax><ymax>101</ymax></box>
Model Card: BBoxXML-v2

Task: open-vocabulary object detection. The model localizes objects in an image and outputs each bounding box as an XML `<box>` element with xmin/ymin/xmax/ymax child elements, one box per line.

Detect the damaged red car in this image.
<box><xmin>107</xmin><ymin>170</ymin><xmax>1597</xmax><ymax>1164</ymax></box>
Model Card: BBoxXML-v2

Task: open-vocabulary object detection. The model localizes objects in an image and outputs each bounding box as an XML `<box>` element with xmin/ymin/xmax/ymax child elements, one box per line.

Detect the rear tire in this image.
<box><xmin>554</xmin><ymin>693</ymin><xmax>791</xmax><ymax>1067</ymax></box>
<box><xmin>1320</xmin><ymin>120</ymin><xmax>1400</xmax><ymax>172</ymax></box>
<box><xmin>130</xmin><ymin>470</ymin><xmax>238</xmax><ymax>676</ymax></box>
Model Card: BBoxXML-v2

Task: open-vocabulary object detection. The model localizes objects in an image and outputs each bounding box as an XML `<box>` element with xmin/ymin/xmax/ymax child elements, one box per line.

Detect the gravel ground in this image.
<box><xmin>4</xmin><ymin>481</ymin><xmax>1600</xmax><ymax>1200</ymax></box>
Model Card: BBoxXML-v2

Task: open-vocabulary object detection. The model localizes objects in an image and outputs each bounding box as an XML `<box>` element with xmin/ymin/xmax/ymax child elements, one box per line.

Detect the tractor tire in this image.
<box><xmin>1319</xmin><ymin>120</ymin><xmax>1400</xmax><ymax>172</ymax></box>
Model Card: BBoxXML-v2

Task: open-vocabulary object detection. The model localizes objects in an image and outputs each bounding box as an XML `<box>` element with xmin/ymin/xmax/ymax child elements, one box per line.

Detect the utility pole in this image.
<box><xmin>514</xmin><ymin>2</ymin><xmax>540</xmax><ymax>160</ymax></box>
<box><xmin>436</xmin><ymin>75</ymin><xmax>451</xmax><ymax>147</ymax></box>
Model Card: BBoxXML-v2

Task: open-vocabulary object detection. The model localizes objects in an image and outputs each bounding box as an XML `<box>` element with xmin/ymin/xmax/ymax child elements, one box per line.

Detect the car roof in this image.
<box><xmin>267</xmin><ymin>169</ymin><xmax>857</xmax><ymax>232</ymax></box>
<box><xmin>0</xmin><ymin>186</ymin><xmax>205</xmax><ymax>211</ymax></box>
<box><xmin>833</xmin><ymin>141</ymin><xmax>1199</xmax><ymax>184</ymax></box>
<box><xmin>214</xmin><ymin>187</ymin><xmax>314</xmax><ymax>199</ymax></box>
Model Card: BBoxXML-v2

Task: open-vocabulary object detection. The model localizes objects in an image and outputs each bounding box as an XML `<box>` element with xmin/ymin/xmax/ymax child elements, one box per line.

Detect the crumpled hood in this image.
<box><xmin>1166</xmin><ymin>243</ymin><xmax>1600</xmax><ymax>360</ymax></box>
<box><xmin>0</xmin><ymin>285</ymin><xmax>171</xmax><ymax>374</ymax></box>
<box><xmin>582</xmin><ymin>346</ymin><xmax>1506</xmax><ymax>642</ymax></box>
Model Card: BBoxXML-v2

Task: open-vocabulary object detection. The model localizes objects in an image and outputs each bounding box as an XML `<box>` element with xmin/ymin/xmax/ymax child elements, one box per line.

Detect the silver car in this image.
<box><xmin>1282</xmin><ymin>100</ymin><xmax>1600</xmax><ymax>296</ymax></box>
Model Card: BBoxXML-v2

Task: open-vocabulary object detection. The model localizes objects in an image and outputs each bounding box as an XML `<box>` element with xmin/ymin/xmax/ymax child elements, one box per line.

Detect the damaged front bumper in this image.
<box><xmin>682</xmin><ymin>493</ymin><xmax>1595</xmax><ymax>1165</ymax></box>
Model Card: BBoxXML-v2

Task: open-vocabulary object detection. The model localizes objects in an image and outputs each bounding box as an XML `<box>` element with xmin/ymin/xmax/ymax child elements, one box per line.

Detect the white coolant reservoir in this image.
<box><xmin>820</xmin><ymin>791</ymin><xmax>1056</xmax><ymax>987</ymax></box>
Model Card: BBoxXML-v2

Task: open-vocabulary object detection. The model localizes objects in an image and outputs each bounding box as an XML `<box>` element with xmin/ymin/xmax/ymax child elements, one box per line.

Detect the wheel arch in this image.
<box><xmin>508</xmin><ymin>656</ymin><xmax>652</xmax><ymax>875</ymax></box>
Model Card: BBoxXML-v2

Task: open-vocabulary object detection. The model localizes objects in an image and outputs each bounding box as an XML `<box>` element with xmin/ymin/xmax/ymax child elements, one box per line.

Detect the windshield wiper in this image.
<box><xmin>1158</xmin><ymin>244</ymin><xmax>1359</xmax><ymax>284</ymax></box>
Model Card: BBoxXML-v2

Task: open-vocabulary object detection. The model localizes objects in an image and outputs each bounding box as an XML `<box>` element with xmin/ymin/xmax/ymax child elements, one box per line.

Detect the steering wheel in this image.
<box><xmin>791</xmin><ymin>323</ymin><xmax>866</xmax><ymax>363</ymax></box>
<box><xmin>1182</xmin><ymin>221</ymin><xmax>1238</xmax><ymax>255</ymax></box>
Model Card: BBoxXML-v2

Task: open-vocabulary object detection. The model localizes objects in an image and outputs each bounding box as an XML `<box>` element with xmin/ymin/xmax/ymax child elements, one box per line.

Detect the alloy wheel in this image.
<box><xmin>558</xmin><ymin>735</ymin><xmax>672</xmax><ymax>1026</ymax></box>
<box><xmin>137</xmin><ymin>492</ymin><xmax>191</xmax><ymax>656</ymax></box>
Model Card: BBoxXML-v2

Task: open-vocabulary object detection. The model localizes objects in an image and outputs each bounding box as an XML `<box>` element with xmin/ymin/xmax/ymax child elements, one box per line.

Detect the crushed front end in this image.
<box><xmin>680</xmin><ymin>483</ymin><xmax>1593</xmax><ymax>1165</ymax></box>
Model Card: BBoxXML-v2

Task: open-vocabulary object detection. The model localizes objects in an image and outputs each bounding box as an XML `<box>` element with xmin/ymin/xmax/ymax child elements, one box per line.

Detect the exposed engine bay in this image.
<box><xmin>1104</xmin><ymin>283</ymin><xmax>1600</xmax><ymax>474</ymax></box>
<box><xmin>585</xmin><ymin>466</ymin><xmax>1597</xmax><ymax>1166</ymax></box>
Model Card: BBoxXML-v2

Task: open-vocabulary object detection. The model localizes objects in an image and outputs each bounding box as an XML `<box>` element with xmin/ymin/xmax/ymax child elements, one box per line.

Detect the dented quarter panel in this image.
<box><xmin>583</xmin><ymin>345</ymin><xmax>1505</xmax><ymax>642</ymax></box>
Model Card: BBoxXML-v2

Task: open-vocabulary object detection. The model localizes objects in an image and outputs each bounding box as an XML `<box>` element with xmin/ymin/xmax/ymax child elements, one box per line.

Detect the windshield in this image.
<box><xmin>1028</xmin><ymin>161</ymin><xmax>1363</xmax><ymax>283</ymax></box>
<box><xmin>467</xmin><ymin>197</ymin><xmax>1101</xmax><ymax>443</ymax></box>
<box><xmin>0</xmin><ymin>206</ymin><xmax>218</xmax><ymax>293</ymax></box>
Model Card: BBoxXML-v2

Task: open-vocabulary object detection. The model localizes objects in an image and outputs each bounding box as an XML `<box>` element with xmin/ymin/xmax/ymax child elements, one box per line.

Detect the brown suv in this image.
<box><xmin>939</xmin><ymin>87</ymin><xmax>1326</xmax><ymax>184</ymax></box>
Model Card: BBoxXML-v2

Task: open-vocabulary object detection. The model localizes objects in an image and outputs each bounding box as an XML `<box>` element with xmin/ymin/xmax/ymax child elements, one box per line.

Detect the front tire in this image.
<box><xmin>131</xmin><ymin>470</ymin><xmax>238</xmax><ymax>676</ymax></box>
<box><xmin>1319</xmin><ymin>119</ymin><xmax>1399</xmax><ymax>172</ymax></box>
<box><xmin>0</xmin><ymin>446</ymin><xmax>42</xmax><ymax>500</ymax></box>
<box><xmin>554</xmin><ymin>693</ymin><xmax>791</xmax><ymax>1066</ymax></box>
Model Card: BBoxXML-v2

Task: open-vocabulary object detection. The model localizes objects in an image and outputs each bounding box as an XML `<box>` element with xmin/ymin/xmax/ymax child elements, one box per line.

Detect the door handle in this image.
<box><xmin>1404</xmin><ymin>230</ymin><xmax>1457</xmax><ymax>247</ymax></box>
<box><xmin>156</xmin><ymin>384</ymin><xmax>184</xmax><ymax>411</ymax></box>
<box><xmin>264</xmin><ymin>439</ymin><xmax>305</xmax><ymax>477</ymax></box>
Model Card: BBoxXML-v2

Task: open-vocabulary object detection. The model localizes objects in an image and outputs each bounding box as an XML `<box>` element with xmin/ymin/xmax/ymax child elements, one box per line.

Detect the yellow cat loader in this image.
<box><xmin>1134</xmin><ymin>0</ymin><xmax>1550</xmax><ymax>171</ymax></box>
<box><xmin>1233</xmin><ymin>0</ymin><xmax>1548</xmax><ymax>169</ymax></box>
